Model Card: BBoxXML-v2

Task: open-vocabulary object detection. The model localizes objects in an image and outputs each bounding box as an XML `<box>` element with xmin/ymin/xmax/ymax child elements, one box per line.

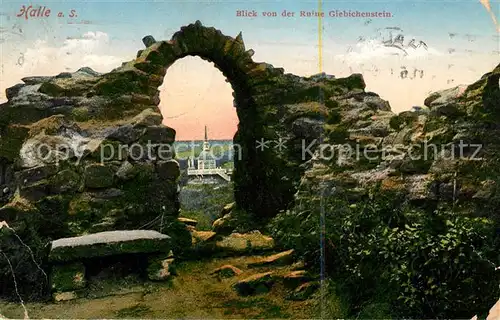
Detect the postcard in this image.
<box><xmin>0</xmin><ymin>0</ymin><xmax>499</xmax><ymax>319</ymax></box>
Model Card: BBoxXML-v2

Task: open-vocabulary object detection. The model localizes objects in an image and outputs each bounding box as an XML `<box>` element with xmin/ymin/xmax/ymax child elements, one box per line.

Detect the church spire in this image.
<box><xmin>203</xmin><ymin>125</ymin><xmax>210</xmax><ymax>151</ymax></box>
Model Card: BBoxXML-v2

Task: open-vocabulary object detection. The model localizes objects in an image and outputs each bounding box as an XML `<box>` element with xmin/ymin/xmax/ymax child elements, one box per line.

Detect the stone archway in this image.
<box><xmin>94</xmin><ymin>20</ymin><xmax>297</xmax><ymax>218</ymax></box>
<box><xmin>0</xmin><ymin>20</ymin><xmax>360</xmax><ymax>229</ymax></box>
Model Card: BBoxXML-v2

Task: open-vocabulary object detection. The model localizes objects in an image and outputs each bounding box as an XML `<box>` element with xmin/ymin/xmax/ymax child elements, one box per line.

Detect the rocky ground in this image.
<box><xmin>0</xmin><ymin>218</ymin><xmax>340</xmax><ymax>319</ymax></box>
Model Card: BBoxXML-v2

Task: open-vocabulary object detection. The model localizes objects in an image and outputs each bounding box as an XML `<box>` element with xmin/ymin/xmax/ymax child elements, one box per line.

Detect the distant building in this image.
<box><xmin>187</xmin><ymin>126</ymin><xmax>232</xmax><ymax>184</ymax></box>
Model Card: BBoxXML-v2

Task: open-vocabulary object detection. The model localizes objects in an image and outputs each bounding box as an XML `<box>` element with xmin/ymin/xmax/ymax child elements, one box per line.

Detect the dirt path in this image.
<box><xmin>0</xmin><ymin>255</ymin><xmax>344</xmax><ymax>319</ymax></box>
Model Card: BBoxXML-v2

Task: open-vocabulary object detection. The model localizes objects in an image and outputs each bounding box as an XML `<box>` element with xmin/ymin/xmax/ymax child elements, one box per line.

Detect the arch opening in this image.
<box><xmin>128</xmin><ymin>22</ymin><xmax>296</xmax><ymax>220</ymax></box>
<box><xmin>158</xmin><ymin>56</ymin><xmax>237</xmax><ymax>229</ymax></box>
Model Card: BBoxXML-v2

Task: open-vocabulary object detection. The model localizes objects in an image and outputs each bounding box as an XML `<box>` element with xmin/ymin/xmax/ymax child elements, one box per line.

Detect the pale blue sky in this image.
<box><xmin>2</xmin><ymin>0</ymin><xmax>498</xmax><ymax>52</ymax></box>
<box><xmin>1</xmin><ymin>0</ymin><xmax>498</xmax><ymax>138</ymax></box>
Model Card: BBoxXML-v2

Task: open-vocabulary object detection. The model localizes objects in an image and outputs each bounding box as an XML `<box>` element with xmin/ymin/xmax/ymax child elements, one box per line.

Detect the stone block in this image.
<box><xmin>84</xmin><ymin>164</ymin><xmax>115</xmax><ymax>189</ymax></box>
<box><xmin>233</xmin><ymin>272</ymin><xmax>275</xmax><ymax>296</ymax></box>
<box><xmin>156</xmin><ymin>160</ymin><xmax>180</xmax><ymax>180</ymax></box>
<box><xmin>49</xmin><ymin>230</ymin><xmax>171</xmax><ymax>263</ymax></box>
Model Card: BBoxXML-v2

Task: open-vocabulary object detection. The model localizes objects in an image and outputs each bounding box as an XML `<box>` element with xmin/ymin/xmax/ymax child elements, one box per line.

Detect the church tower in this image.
<box><xmin>197</xmin><ymin>125</ymin><xmax>216</xmax><ymax>170</ymax></box>
<box><xmin>203</xmin><ymin>125</ymin><xmax>210</xmax><ymax>151</ymax></box>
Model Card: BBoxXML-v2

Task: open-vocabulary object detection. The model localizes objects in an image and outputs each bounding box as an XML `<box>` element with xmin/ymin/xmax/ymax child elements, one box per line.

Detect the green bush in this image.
<box><xmin>269</xmin><ymin>189</ymin><xmax>499</xmax><ymax>318</ymax></box>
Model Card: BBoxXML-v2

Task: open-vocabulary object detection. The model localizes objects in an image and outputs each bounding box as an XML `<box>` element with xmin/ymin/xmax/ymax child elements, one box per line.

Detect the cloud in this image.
<box><xmin>0</xmin><ymin>31</ymin><xmax>128</xmax><ymax>102</ymax></box>
<box><xmin>20</xmin><ymin>31</ymin><xmax>123</xmax><ymax>73</ymax></box>
<box><xmin>335</xmin><ymin>38</ymin><xmax>443</xmax><ymax>65</ymax></box>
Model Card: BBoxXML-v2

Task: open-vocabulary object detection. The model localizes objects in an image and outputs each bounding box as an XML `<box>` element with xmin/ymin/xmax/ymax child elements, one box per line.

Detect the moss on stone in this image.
<box><xmin>38</xmin><ymin>82</ymin><xmax>66</xmax><ymax>97</ymax></box>
<box><xmin>68</xmin><ymin>193</ymin><xmax>92</xmax><ymax>217</ymax></box>
<box><xmin>0</xmin><ymin>125</ymin><xmax>30</xmax><ymax>161</ymax></box>
<box><xmin>389</xmin><ymin>115</ymin><xmax>403</xmax><ymax>130</ymax></box>
<box><xmin>71</xmin><ymin>107</ymin><xmax>90</xmax><ymax>122</ymax></box>
<box><xmin>333</xmin><ymin>74</ymin><xmax>366</xmax><ymax>91</ymax></box>
<box><xmin>93</xmin><ymin>70</ymin><xmax>151</xmax><ymax>96</ymax></box>
<box><xmin>326</xmin><ymin>109</ymin><xmax>342</xmax><ymax>124</ymax></box>
<box><xmin>325</xmin><ymin>124</ymin><xmax>350</xmax><ymax>144</ymax></box>
<box><xmin>49</xmin><ymin>237</ymin><xmax>171</xmax><ymax>263</ymax></box>
<box><xmin>50</xmin><ymin>169</ymin><xmax>81</xmax><ymax>193</ymax></box>
<box><xmin>88</xmin><ymin>140</ymin><xmax>128</xmax><ymax>162</ymax></box>
<box><xmin>83</xmin><ymin>164</ymin><xmax>116</xmax><ymax>189</ymax></box>
<box><xmin>50</xmin><ymin>262</ymin><xmax>86</xmax><ymax>292</ymax></box>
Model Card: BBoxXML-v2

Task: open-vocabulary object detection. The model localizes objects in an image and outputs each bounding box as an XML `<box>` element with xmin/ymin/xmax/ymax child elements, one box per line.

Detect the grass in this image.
<box><xmin>180</xmin><ymin>209</ymin><xmax>213</xmax><ymax>230</ymax></box>
<box><xmin>0</xmin><ymin>254</ymin><xmax>345</xmax><ymax>319</ymax></box>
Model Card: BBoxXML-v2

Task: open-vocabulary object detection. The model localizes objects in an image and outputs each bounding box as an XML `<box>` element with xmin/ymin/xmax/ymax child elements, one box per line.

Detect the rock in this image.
<box><xmin>15</xmin><ymin>164</ymin><xmax>59</xmax><ymax>186</ymax></box>
<box><xmin>406</xmin><ymin>174</ymin><xmax>434</xmax><ymax>201</ymax></box>
<box><xmin>286</xmin><ymin>281</ymin><xmax>320</xmax><ymax>301</ymax></box>
<box><xmin>132</xmin><ymin>109</ymin><xmax>164</xmax><ymax>127</ymax></box>
<box><xmin>281</xmin><ymin>270</ymin><xmax>315</xmax><ymax>289</ymax></box>
<box><xmin>215</xmin><ymin>232</ymin><xmax>275</xmax><ymax>254</ymax></box>
<box><xmin>472</xmin><ymin>180</ymin><xmax>496</xmax><ymax>199</ymax></box>
<box><xmin>210</xmin><ymin>265</ymin><xmax>242</xmax><ymax>278</ymax></box>
<box><xmin>247</xmin><ymin>249</ymin><xmax>295</xmax><ymax>268</ymax></box>
<box><xmin>77</xmin><ymin>67</ymin><xmax>100</xmax><ymax>77</ymax></box>
<box><xmin>291</xmin><ymin>117</ymin><xmax>324</xmax><ymax>138</ymax></box>
<box><xmin>363</xmin><ymin>94</ymin><xmax>391</xmax><ymax>111</ymax></box>
<box><xmin>115</xmin><ymin>161</ymin><xmax>137</xmax><ymax>180</ymax></box>
<box><xmin>432</xmin><ymin>103</ymin><xmax>462</xmax><ymax>117</ymax></box>
<box><xmin>424</xmin><ymin>85</ymin><xmax>467</xmax><ymax>107</ymax></box>
<box><xmin>147</xmin><ymin>257</ymin><xmax>175</xmax><ymax>281</ymax></box>
<box><xmin>48</xmin><ymin>230</ymin><xmax>171</xmax><ymax>262</ymax></box>
<box><xmin>178</xmin><ymin>217</ymin><xmax>198</xmax><ymax>227</ymax></box>
<box><xmin>90</xmin><ymin>188</ymin><xmax>123</xmax><ymax>199</ymax></box>
<box><xmin>84</xmin><ymin>164</ymin><xmax>115</xmax><ymax>189</ymax></box>
<box><xmin>18</xmin><ymin>182</ymin><xmax>50</xmax><ymax>202</ymax></box>
<box><xmin>53</xmin><ymin>291</ymin><xmax>78</xmax><ymax>302</ymax></box>
<box><xmin>5</xmin><ymin>83</ymin><xmax>24</xmax><ymax>100</ymax></box>
<box><xmin>156</xmin><ymin>160</ymin><xmax>180</xmax><ymax>180</ymax></box>
<box><xmin>51</xmin><ymin>262</ymin><xmax>86</xmax><ymax>292</ymax></box>
<box><xmin>90</xmin><ymin>216</ymin><xmax>117</xmax><ymax>232</ymax></box>
<box><xmin>290</xmin><ymin>261</ymin><xmax>306</xmax><ymax>271</ymax></box>
<box><xmin>190</xmin><ymin>230</ymin><xmax>218</xmax><ymax>253</ymax></box>
<box><xmin>51</xmin><ymin>169</ymin><xmax>80</xmax><ymax>193</ymax></box>
<box><xmin>212</xmin><ymin>213</ymin><xmax>235</xmax><ymax>235</ymax></box>
<box><xmin>107</xmin><ymin>124</ymin><xmax>145</xmax><ymax>144</ymax></box>
<box><xmin>142</xmin><ymin>35</ymin><xmax>156</xmax><ymax>47</ymax></box>
<box><xmin>191</xmin><ymin>230</ymin><xmax>217</xmax><ymax>244</ymax></box>
<box><xmin>140</xmin><ymin>126</ymin><xmax>176</xmax><ymax>144</ymax></box>
<box><xmin>233</xmin><ymin>272</ymin><xmax>275</xmax><ymax>296</ymax></box>
<box><xmin>220</xmin><ymin>202</ymin><xmax>235</xmax><ymax>217</ymax></box>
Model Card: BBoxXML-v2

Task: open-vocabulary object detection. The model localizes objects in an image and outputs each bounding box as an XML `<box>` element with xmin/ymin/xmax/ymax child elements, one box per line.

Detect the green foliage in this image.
<box><xmin>71</xmin><ymin>107</ymin><xmax>90</xmax><ymax>122</ymax></box>
<box><xmin>325</xmin><ymin>124</ymin><xmax>350</xmax><ymax>144</ymax></box>
<box><xmin>326</xmin><ymin>109</ymin><xmax>342</xmax><ymax>124</ymax></box>
<box><xmin>179</xmin><ymin>183</ymin><xmax>235</xmax><ymax>230</ymax></box>
<box><xmin>180</xmin><ymin>209</ymin><xmax>212</xmax><ymax>231</ymax></box>
<box><xmin>389</xmin><ymin>115</ymin><xmax>403</xmax><ymax>130</ymax></box>
<box><xmin>308</xmin><ymin>280</ymin><xmax>349</xmax><ymax>318</ymax></box>
<box><xmin>269</xmin><ymin>189</ymin><xmax>499</xmax><ymax>318</ymax></box>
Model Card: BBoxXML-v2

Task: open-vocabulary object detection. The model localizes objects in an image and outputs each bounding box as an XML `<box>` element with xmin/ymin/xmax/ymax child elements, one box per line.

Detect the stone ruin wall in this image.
<box><xmin>0</xmin><ymin>21</ymin><xmax>374</xmax><ymax>244</ymax></box>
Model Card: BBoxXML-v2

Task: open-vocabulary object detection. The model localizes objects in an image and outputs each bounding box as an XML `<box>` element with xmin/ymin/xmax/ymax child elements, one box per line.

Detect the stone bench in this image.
<box><xmin>48</xmin><ymin>230</ymin><xmax>173</xmax><ymax>300</ymax></box>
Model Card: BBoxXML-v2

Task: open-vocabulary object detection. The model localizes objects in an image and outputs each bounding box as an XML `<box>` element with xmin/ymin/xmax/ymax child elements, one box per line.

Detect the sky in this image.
<box><xmin>0</xmin><ymin>0</ymin><xmax>499</xmax><ymax>140</ymax></box>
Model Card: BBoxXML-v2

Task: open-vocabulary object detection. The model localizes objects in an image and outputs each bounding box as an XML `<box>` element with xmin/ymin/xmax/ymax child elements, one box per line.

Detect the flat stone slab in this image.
<box><xmin>247</xmin><ymin>249</ymin><xmax>295</xmax><ymax>268</ymax></box>
<box><xmin>49</xmin><ymin>230</ymin><xmax>171</xmax><ymax>262</ymax></box>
